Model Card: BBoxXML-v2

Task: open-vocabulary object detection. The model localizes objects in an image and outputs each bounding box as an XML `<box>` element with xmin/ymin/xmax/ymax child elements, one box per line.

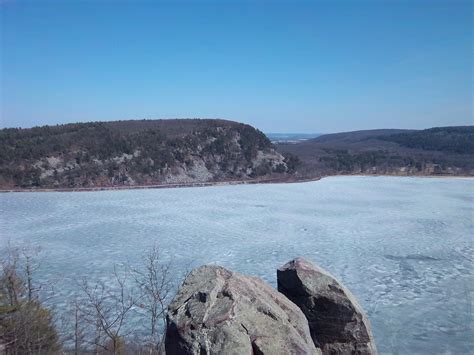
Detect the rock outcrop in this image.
<box><xmin>277</xmin><ymin>258</ymin><xmax>377</xmax><ymax>355</ymax></box>
<box><xmin>165</xmin><ymin>265</ymin><xmax>321</xmax><ymax>355</ymax></box>
<box><xmin>165</xmin><ymin>259</ymin><xmax>377</xmax><ymax>355</ymax></box>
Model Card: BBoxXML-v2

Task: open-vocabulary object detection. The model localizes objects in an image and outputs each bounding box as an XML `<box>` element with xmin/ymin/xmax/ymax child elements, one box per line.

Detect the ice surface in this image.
<box><xmin>0</xmin><ymin>176</ymin><xmax>473</xmax><ymax>353</ymax></box>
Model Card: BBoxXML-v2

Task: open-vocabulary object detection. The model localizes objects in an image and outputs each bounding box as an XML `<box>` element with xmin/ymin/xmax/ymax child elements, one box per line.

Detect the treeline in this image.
<box><xmin>0</xmin><ymin>245</ymin><xmax>177</xmax><ymax>354</ymax></box>
<box><xmin>316</xmin><ymin>148</ymin><xmax>472</xmax><ymax>174</ymax></box>
<box><xmin>318</xmin><ymin>149</ymin><xmax>418</xmax><ymax>173</ymax></box>
<box><xmin>0</xmin><ymin>120</ymin><xmax>272</xmax><ymax>164</ymax></box>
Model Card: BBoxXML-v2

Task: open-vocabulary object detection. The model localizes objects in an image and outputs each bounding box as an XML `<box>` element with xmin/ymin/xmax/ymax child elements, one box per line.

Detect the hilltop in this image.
<box><xmin>276</xmin><ymin>126</ymin><xmax>474</xmax><ymax>177</ymax></box>
<box><xmin>0</xmin><ymin>119</ymin><xmax>296</xmax><ymax>189</ymax></box>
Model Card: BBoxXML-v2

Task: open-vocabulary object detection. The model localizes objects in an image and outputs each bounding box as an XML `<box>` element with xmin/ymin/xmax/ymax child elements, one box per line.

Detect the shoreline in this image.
<box><xmin>326</xmin><ymin>173</ymin><xmax>474</xmax><ymax>180</ymax></box>
<box><xmin>0</xmin><ymin>173</ymin><xmax>472</xmax><ymax>193</ymax></box>
<box><xmin>0</xmin><ymin>176</ymin><xmax>322</xmax><ymax>193</ymax></box>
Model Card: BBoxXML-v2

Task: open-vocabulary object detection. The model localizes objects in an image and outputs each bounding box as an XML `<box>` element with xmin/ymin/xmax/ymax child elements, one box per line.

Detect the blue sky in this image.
<box><xmin>1</xmin><ymin>0</ymin><xmax>472</xmax><ymax>132</ymax></box>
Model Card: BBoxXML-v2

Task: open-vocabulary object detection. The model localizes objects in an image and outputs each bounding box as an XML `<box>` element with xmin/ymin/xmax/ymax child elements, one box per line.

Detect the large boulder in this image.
<box><xmin>277</xmin><ymin>258</ymin><xmax>377</xmax><ymax>355</ymax></box>
<box><xmin>165</xmin><ymin>265</ymin><xmax>321</xmax><ymax>354</ymax></box>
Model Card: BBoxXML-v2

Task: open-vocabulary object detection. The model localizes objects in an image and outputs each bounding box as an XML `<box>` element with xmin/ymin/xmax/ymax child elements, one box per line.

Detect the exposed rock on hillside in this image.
<box><xmin>0</xmin><ymin>119</ymin><xmax>293</xmax><ymax>189</ymax></box>
<box><xmin>278</xmin><ymin>258</ymin><xmax>377</xmax><ymax>355</ymax></box>
<box><xmin>165</xmin><ymin>265</ymin><xmax>321</xmax><ymax>355</ymax></box>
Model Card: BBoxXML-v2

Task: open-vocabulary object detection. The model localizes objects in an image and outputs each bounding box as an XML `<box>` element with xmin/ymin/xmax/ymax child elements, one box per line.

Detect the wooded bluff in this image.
<box><xmin>0</xmin><ymin>119</ymin><xmax>297</xmax><ymax>188</ymax></box>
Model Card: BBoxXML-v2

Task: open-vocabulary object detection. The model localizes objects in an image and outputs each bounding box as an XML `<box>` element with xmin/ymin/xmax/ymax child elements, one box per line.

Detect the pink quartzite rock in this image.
<box><xmin>165</xmin><ymin>265</ymin><xmax>321</xmax><ymax>355</ymax></box>
<box><xmin>277</xmin><ymin>258</ymin><xmax>377</xmax><ymax>355</ymax></box>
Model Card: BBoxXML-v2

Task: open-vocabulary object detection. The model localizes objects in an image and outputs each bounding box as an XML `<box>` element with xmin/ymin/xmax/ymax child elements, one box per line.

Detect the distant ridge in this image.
<box><xmin>276</xmin><ymin>126</ymin><xmax>474</xmax><ymax>177</ymax></box>
<box><xmin>309</xmin><ymin>129</ymin><xmax>414</xmax><ymax>144</ymax></box>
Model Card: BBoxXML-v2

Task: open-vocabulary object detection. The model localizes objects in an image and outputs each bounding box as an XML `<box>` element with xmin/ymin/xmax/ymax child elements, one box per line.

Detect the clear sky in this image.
<box><xmin>1</xmin><ymin>0</ymin><xmax>472</xmax><ymax>133</ymax></box>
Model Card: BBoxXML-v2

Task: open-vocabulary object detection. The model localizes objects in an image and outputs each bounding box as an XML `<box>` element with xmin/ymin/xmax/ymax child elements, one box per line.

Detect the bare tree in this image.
<box><xmin>73</xmin><ymin>299</ymin><xmax>84</xmax><ymax>355</ymax></box>
<box><xmin>80</xmin><ymin>266</ymin><xmax>136</xmax><ymax>354</ymax></box>
<box><xmin>57</xmin><ymin>297</ymin><xmax>86</xmax><ymax>355</ymax></box>
<box><xmin>23</xmin><ymin>250</ymin><xmax>41</xmax><ymax>302</ymax></box>
<box><xmin>1</xmin><ymin>244</ymin><xmax>180</xmax><ymax>353</ymax></box>
<box><xmin>130</xmin><ymin>244</ymin><xmax>173</xmax><ymax>354</ymax></box>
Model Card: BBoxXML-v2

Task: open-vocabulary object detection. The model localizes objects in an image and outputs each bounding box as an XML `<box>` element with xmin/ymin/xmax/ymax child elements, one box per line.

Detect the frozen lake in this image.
<box><xmin>1</xmin><ymin>176</ymin><xmax>473</xmax><ymax>354</ymax></box>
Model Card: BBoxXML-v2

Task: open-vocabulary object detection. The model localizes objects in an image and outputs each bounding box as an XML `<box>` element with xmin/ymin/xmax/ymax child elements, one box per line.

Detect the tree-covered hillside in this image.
<box><xmin>0</xmin><ymin>119</ymin><xmax>293</xmax><ymax>189</ymax></box>
<box><xmin>380</xmin><ymin>126</ymin><xmax>474</xmax><ymax>154</ymax></box>
<box><xmin>276</xmin><ymin>126</ymin><xmax>474</xmax><ymax>177</ymax></box>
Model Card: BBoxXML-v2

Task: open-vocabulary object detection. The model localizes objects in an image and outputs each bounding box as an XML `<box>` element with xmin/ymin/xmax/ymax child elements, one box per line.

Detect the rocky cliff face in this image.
<box><xmin>0</xmin><ymin>119</ymin><xmax>293</xmax><ymax>188</ymax></box>
<box><xmin>165</xmin><ymin>258</ymin><xmax>377</xmax><ymax>355</ymax></box>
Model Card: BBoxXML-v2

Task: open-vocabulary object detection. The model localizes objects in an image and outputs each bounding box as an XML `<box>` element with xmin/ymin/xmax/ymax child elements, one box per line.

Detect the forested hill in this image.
<box><xmin>378</xmin><ymin>126</ymin><xmax>474</xmax><ymax>154</ymax></box>
<box><xmin>0</xmin><ymin>119</ymin><xmax>296</xmax><ymax>189</ymax></box>
<box><xmin>276</xmin><ymin>126</ymin><xmax>474</xmax><ymax>177</ymax></box>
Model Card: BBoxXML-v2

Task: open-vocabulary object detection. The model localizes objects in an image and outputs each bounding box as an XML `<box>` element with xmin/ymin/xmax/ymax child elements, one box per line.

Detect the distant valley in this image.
<box><xmin>266</xmin><ymin>133</ymin><xmax>322</xmax><ymax>143</ymax></box>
